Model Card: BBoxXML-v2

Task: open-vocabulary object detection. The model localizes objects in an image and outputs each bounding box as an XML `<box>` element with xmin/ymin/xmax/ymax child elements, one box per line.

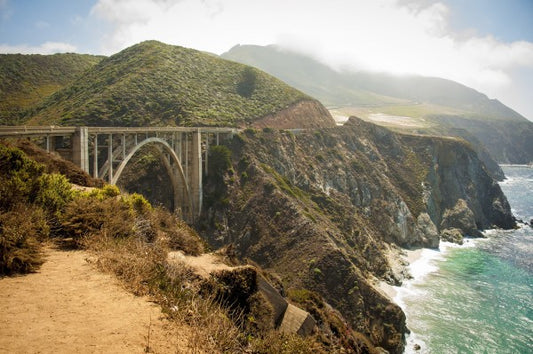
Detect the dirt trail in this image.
<box><xmin>0</xmin><ymin>246</ymin><xmax>188</xmax><ymax>353</ymax></box>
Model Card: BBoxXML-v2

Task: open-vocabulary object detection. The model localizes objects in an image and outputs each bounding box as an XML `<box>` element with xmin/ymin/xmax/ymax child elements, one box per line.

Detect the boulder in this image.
<box><xmin>440</xmin><ymin>228</ymin><xmax>464</xmax><ymax>245</ymax></box>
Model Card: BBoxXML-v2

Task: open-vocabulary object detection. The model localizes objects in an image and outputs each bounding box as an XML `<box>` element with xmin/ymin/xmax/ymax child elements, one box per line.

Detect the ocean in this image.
<box><xmin>397</xmin><ymin>165</ymin><xmax>533</xmax><ymax>353</ymax></box>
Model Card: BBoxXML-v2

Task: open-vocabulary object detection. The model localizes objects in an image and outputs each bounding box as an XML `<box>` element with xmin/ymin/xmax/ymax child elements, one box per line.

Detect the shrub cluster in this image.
<box><xmin>0</xmin><ymin>144</ymin><xmax>72</xmax><ymax>275</ymax></box>
<box><xmin>0</xmin><ymin>143</ymin><xmax>201</xmax><ymax>275</ymax></box>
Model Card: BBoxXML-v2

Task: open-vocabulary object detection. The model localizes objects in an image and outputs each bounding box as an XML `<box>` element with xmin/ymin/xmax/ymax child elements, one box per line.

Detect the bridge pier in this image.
<box><xmin>72</xmin><ymin>127</ymin><xmax>89</xmax><ymax>173</ymax></box>
<box><xmin>191</xmin><ymin>129</ymin><xmax>203</xmax><ymax>218</ymax></box>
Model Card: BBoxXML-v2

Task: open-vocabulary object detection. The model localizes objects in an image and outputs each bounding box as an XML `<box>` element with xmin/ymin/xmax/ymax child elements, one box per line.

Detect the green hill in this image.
<box><xmin>222</xmin><ymin>45</ymin><xmax>533</xmax><ymax>164</ymax></box>
<box><xmin>0</xmin><ymin>53</ymin><xmax>103</xmax><ymax>125</ymax></box>
<box><xmin>24</xmin><ymin>41</ymin><xmax>315</xmax><ymax>127</ymax></box>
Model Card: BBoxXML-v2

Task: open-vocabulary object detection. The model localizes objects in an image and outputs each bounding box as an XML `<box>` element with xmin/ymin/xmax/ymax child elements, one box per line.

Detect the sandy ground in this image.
<box><xmin>167</xmin><ymin>251</ymin><xmax>235</xmax><ymax>279</ymax></box>
<box><xmin>0</xmin><ymin>246</ymin><xmax>190</xmax><ymax>354</ymax></box>
<box><xmin>377</xmin><ymin>248</ymin><xmax>425</xmax><ymax>300</ymax></box>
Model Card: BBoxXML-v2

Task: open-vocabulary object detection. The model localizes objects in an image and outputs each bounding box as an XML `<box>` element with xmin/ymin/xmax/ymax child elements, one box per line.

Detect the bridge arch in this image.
<box><xmin>111</xmin><ymin>137</ymin><xmax>193</xmax><ymax>220</ymax></box>
<box><xmin>0</xmin><ymin>125</ymin><xmax>237</xmax><ymax>222</ymax></box>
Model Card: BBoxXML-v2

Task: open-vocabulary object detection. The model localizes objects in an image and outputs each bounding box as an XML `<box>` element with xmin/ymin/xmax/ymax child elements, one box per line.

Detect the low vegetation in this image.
<box><xmin>0</xmin><ymin>140</ymin><xmax>332</xmax><ymax>353</ymax></box>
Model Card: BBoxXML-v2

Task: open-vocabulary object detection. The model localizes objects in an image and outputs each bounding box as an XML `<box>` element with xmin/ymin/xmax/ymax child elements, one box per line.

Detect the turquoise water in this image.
<box><xmin>399</xmin><ymin>166</ymin><xmax>533</xmax><ymax>353</ymax></box>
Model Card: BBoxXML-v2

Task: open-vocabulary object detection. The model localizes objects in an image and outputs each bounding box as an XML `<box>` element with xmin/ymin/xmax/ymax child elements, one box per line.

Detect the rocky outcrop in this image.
<box><xmin>200</xmin><ymin>117</ymin><xmax>515</xmax><ymax>353</ymax></box>
<box><xmin>440</xmin><ymin>199</ymin><xmax>483</xmax><ymax>243</ymax></box>
<box><xmin>168</xmin><ymin>251</ymin><xmax>316</xmax><ymax>336</ymax></box>
<box><xmin>427</xmin><ymin>115</ymin><xmax>533</xmax><ymax>165</ymax></box>
<box><xmin>399</xmin><ymin>130</ymin><xmax>515</xmax><ymax>235</ymax></box>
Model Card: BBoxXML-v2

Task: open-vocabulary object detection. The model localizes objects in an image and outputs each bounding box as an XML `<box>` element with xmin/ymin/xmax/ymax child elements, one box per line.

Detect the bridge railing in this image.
<box><xmin>0</xmin><ymin>126</ymin><xmax>77</xmax><ymax>136</ymax></box>
<box><xmin>0</xmin><ymin>126</ymin><xmax>237</xmax><ymax>135</ymax></box>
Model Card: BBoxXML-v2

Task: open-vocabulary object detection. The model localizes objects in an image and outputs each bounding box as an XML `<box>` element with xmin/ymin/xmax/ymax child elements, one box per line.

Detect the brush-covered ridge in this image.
<box><xmin>25</xmin><ymin>41</ymin><xmax>331</xmax><ymax>128</ymax></box>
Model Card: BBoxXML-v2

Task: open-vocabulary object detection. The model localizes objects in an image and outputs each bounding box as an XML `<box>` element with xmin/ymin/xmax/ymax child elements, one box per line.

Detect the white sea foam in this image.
<box><xmin>394</xmin><ymin>240</ymin><xmax>477</xmax><ymax>353</ymax></box>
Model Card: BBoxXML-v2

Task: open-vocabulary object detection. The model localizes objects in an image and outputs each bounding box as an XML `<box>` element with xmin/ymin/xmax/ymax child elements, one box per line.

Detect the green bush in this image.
<box><xmin>122</xmin><ymin>192</ymin><xmax>152</xmax><ymax>215</ymax></box>
<box><xmin>237</xmin><ymin>67</ymin><xmax>257</xmax><ymax>98</ymax></box>
<box><xmin>33</xmin><ymin>173</ymin><xmax>73</xmax><ymax>216</ymax></box>
<box><xmin>0</xmin><ymin>144</ymin><xmax>44</xmax><ymax>210</ymax></box>
<box><xmin>208</xmin><ymin>145</ymin><xmax>232</xmax><ymax>179</ymax></box>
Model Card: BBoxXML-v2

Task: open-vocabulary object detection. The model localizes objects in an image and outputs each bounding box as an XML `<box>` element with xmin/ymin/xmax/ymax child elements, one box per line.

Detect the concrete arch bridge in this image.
<box><xmin>0</xmin><ymin>126</ymin><xmax>236</xmax><ymax>222</ymax></box>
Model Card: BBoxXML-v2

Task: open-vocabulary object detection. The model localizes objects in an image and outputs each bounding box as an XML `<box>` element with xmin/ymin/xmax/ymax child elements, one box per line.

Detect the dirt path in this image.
<box><xmin>0</xmin><ymin>246</ymin><xmax>188</xmax><ymax>353</ymax></box>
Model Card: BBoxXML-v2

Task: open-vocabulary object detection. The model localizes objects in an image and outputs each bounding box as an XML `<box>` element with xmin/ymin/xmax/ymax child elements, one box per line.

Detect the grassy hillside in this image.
<box><xmin>222</xmin><ymin>44</ymin><xmax>525</xmax><ymax>122</ymax></box>
<box><xmin>222</xmin><ymin>45</ymin><xmax>533</xmax><ymax>164</ymax></box>
<box><xmin>0</xmin><ymin>53</ymin><xmax>103</xmax><ymax>125</ymax></box>
<box><xmin>26</xmin><ymin>41</ymin><xmax>312</xmax><ymax>127</ymax></box>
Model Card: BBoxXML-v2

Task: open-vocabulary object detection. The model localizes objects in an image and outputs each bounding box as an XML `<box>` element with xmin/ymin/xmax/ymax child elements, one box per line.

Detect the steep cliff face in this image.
<box><xmin>399</xmin><ymin>132</ymin><xmax>515</xmax><ymax>239</ymax></box>
<box><xmin>200</xmin><ymin>117</ymin><xmax>514</xmax><ymax>353</ymax></box>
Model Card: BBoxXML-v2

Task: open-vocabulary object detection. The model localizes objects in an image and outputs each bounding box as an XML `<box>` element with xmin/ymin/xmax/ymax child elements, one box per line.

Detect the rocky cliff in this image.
<box><xmin>200</xmin><ymin>117</ymin><xmax>515</xmax><ymax>353</ymax></box>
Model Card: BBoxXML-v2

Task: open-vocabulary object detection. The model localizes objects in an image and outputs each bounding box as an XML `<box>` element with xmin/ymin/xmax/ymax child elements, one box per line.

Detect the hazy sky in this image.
<box><xmin>1</xmin><ymin>0</ymin><xmax>532</xmax><ymax>119</ymax></box>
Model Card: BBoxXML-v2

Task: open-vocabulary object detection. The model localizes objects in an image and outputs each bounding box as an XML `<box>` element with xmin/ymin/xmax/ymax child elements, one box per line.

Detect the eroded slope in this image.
<box><xmin>200</xmin><ymin>118</ymin><xmax>514</xmax><ymax>353</ymax></box>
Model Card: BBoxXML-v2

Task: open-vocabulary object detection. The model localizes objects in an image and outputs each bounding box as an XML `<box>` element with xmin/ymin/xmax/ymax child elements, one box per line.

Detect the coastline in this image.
<box><xmin>377</xmin><ymin>248</ymin><xmax>425</xmax><ymax>300</ymax></box>
<box><xmin>384</xmin><ymin>164</ymin><xmax>532</xmax><ymax>353</ymax></box>
<box><xmin>385</xmin><ymin>240</ymin><xmax>478</xmax><ymax>353</ymax></box>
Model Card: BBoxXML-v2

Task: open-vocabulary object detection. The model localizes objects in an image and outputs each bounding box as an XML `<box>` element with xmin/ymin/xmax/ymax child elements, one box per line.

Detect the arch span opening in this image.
<box><xmin>112</xmin><ymin>138</ymin><xmax>193</xmax><ymax>221</ymax></box>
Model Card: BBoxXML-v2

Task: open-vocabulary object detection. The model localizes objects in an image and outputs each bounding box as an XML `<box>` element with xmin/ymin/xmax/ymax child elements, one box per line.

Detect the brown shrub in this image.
<box><xmin>60</xmin><ymin>196</ymin><xmax>134</xmax><ymax>244</ymax></box>
<box><xmin>150</xmin><ymin>207</ymin><xmax>204</xmax><ymax>255</ymax></box>
<box><xmin>0</xmin><ymin>204</ymin><xmax>49</xmax><ymax>275</ymax></box>
<box><xmin>248</xmin><ymin>331</ymin><xmax>326</xmax><ymax>354</ymax></box>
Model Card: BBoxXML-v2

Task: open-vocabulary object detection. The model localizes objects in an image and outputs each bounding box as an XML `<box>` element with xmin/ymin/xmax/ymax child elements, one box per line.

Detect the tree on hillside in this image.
<box><xmin>237</xmin><ymin>67</ymin><xmax>257</xmax><ymax>98</ymax></box>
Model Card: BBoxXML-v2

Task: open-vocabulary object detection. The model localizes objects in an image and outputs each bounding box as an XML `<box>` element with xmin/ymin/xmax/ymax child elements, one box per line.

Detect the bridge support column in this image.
<box><xmin>93</xmin><ymin>134</ymin><xmax>99</xmax><ymax>178</ymax></box>
<box><xmin>191</xmin><ymin>129</ymin><xmax>203</xmax><ymax>218</ymax></box>
<box><xmin>108</xmin><ymin>134</ymin><xmax>113</xmax><ymax>183</ymax></box>
<box><xmin>72</xmin><ymin>127</ymin><xmax>89</xmax><ymax>173</ymax></box>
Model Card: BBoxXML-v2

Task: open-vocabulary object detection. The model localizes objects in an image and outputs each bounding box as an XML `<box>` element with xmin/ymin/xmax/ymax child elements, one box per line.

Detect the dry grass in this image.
<box><xmin>82</xmin><ymin>231</ymin><xmax>246</xmax><ymax>353</ymax></box>
<box><xmin>81</xmin><ymin>219</ymin><xmax>327</xmax><ymax>353</ymax></box>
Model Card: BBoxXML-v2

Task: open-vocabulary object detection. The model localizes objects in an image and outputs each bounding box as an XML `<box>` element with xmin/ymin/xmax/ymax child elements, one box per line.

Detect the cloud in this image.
<box><xmin>88</xmin><ymin>0</ymin><xmax>533</xmax><ymax>117</ymax></box>
<box><xmin>0</xmin><ymin>41</ymin><xmax>77</xmax><ymax>54</ymax></box>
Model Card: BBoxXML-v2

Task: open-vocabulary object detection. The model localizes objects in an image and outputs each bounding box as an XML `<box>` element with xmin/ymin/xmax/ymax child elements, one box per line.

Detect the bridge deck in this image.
<box><xmin>0</xmin><ymin>126</ymin><xmax>237</xmax><ymax>137</ymax></box>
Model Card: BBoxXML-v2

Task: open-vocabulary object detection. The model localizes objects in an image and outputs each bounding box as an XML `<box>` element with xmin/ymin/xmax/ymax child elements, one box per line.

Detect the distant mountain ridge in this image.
<box><xmin>221</xmin><ymin>44</ymin><xmax>533</xmax><ymax>164</ymax></box>
<box><xmin>9</xmin><ymin>41</ymin><xmax>333</xmax><ymax>128</ymax></box>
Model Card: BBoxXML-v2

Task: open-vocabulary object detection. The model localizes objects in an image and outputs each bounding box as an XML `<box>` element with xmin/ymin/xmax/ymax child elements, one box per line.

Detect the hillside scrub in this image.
<box><xmin>0</xmin><ymin>53</ymin><xmax>103</xmax><ymax>125</ymax></box>
<box><xmin>26</xmin><ymin>41</ymin><xmax>311</xmax><ymax>127</ymax></box>
<box><xmin>0</xmin><ymin>144</ymin><xmax>73</xmax><ymax>274</ymax></box>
